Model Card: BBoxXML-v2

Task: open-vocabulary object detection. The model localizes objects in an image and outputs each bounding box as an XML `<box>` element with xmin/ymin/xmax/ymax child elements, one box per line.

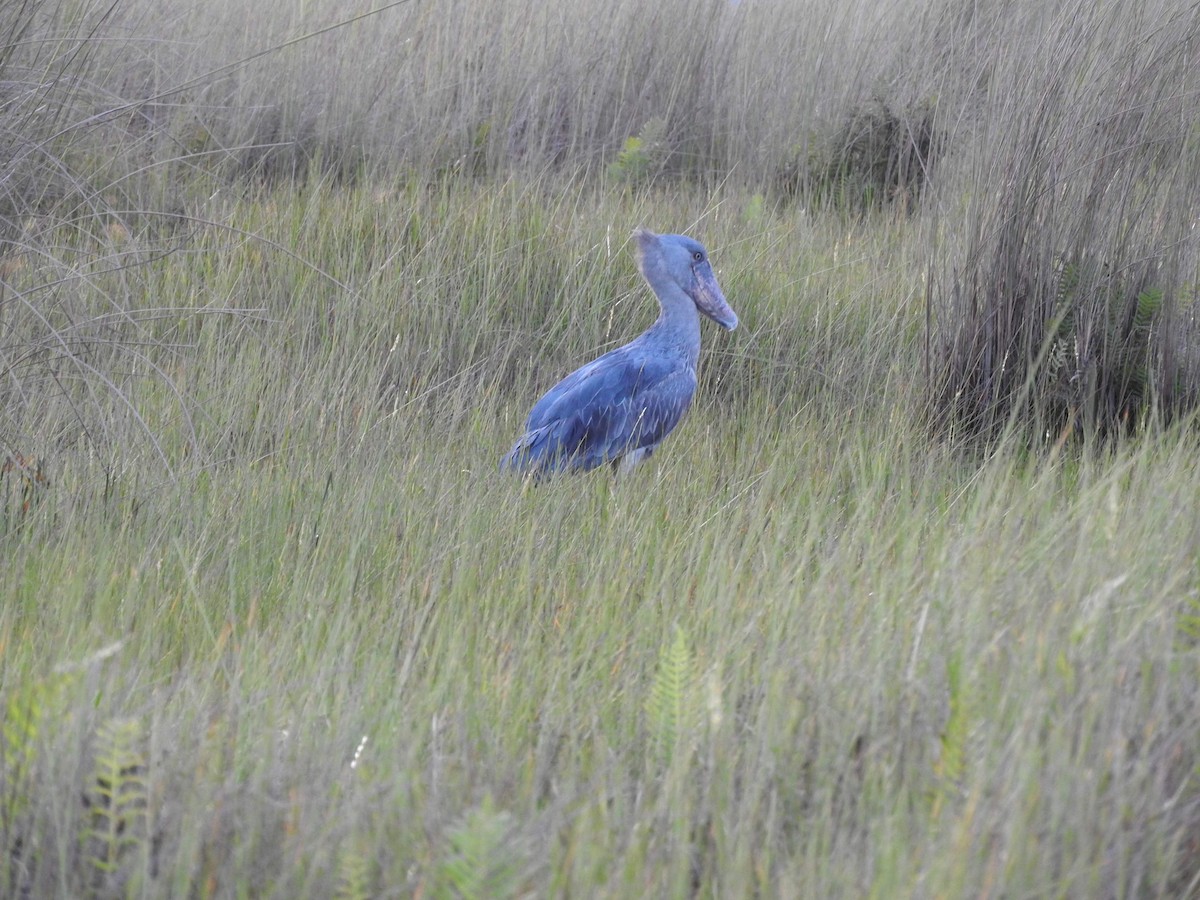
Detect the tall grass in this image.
<box><xmin>7</xmin><ymin>0</ymin><xmax>1199</xmax><ymax>452</ymax></box>
<box><xmin>929</xmin><ymin>0</ymin><xmax>1200</xmax><ymax>440</ymax></box>
<box><xmin>0</xmin><ymin>0</ymin><xmax>975</xmax><ymax>189</ymax></box>
<box><xmin>2</xmin><ymin>0</ymin><xmax>1199</xmax><ymax>896</ymax></box>
<box><xmin>4</xmin><ymin>175</ymin><xmax>1197</xmax><ymax>896</ymax></box>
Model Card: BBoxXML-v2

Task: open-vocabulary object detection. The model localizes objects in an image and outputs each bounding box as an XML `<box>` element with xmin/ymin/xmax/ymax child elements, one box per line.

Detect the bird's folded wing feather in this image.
<box><xmin>506</xmin><ymin>348</ymin><xmax>696</xmax><ymax>473</ymax></box>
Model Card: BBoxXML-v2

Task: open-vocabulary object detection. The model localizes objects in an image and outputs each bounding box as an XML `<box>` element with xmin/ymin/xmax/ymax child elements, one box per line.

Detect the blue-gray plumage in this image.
<box><xmin>501</xmin><ymin>228</ymin><xmax>737</xmax><ymax>477</ymax></box>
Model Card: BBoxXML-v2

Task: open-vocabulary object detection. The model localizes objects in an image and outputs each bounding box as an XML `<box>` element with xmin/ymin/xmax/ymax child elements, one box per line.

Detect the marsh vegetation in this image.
<box><xmin>2</xmin><ymin>0</ymin><xmax>1199</xmax><ymax>896</ymax></box>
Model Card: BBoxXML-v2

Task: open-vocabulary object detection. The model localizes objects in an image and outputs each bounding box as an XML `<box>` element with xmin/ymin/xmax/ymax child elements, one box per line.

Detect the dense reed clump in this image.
<box><xmin>929</xmin><ymin>0</ymin><xmax>1200</xmax><ymax>443</ymax></box>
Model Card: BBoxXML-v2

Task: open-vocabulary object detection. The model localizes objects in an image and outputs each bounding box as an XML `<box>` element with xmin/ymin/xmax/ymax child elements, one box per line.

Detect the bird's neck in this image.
<box><xmin>646</xmin><ymin>282</ymin><xmax>701</xmax><ymax>364</ymax></box>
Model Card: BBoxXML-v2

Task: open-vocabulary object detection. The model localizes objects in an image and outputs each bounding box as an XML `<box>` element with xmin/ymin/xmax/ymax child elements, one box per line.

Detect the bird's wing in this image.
<box><xmin>524</xmin><ymin>345</ymin><xmax>636</xmax><ymax>431</ymax></box>
<box><xmin>503</xmin><ymin>349</ymin><xmax>696</xmax><ymax>474</ymax></box>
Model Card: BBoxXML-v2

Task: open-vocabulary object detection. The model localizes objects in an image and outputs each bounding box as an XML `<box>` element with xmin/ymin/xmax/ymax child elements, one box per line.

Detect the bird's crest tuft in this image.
<box><xmin>633</xmin><ymin>227</ymin><xmax>659</xmax><ymax>269</ymax></box>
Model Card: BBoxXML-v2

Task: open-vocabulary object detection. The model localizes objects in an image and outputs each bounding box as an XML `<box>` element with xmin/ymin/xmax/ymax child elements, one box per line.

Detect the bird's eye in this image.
<box><xmin>692</xmin><ymin>251</ymin><xmax>704</xmax><ymax>262</ymax></box>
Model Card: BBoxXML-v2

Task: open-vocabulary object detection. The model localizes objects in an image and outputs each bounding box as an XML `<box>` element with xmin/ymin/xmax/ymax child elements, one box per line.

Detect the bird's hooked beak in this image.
<box><xmin>691</xmin><ymin>261</ymin><xmax>738</xmax><ymax>331</ymax></box>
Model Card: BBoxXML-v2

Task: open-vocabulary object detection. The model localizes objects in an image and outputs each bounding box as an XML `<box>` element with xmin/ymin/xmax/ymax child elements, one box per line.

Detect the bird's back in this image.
<box><xmin>503</xmin><ymin>333</ymin><xmax>696</xmax><ymax>476</ymax></box>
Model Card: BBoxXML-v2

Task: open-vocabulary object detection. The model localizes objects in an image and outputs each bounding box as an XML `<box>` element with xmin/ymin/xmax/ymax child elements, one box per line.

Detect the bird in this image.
<box><xmin>501</xmin><ymin>228</ymin><xmax>738</xmax><ymax>478</ymax></box>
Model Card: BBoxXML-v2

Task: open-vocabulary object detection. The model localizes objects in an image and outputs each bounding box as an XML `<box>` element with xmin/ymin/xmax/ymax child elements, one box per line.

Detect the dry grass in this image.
<box><xmin>1</xmin><ymin>0</ymin><xmax>1199</xmax><ymax>896</ymax></box>
<box><xmin>929</xmin><ymin>0</ymin><xmax>1200</xmax><ymax>441</ymax></box>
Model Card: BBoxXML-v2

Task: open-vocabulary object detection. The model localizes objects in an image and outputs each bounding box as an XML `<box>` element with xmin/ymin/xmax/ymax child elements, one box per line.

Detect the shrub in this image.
<box><xmin>607</xmin><ymin>117</ymin><xmax>670</xmax><ymax>185</ymax></box>
<box><xmin>778</xmin><ymin>98</ymin><xmax>943</xmax><ymax>212</ymax></box>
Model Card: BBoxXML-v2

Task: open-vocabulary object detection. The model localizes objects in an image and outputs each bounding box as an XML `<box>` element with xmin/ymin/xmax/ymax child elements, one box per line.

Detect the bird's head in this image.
<box><xmin>634</xmin><ymin>228</ymin><xmax>738</xmax><ymax>331</ymax></box>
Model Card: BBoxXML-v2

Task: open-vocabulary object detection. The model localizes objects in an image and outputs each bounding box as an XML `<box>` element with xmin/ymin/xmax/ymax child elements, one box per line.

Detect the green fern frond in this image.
<box><xmin>82</xmin><ymin>717</ymin><xmax>147</xmax><ymax>883</ymax></box>
<box><xmin>334</xmin><ymin>835</ymin><xmax>373</xmax><ymax>900</ymax></box>
<box><xmin>1056</xmin><ymin>258</ymin><xmax>1080</xmax><ymax>302</ymax></box>
<box><xmin>438</xmin><ymin>795</ymin><xmax>520</xmax><ymax>900</ymax></box>
<box><xmin>2</xmin><ymin>671</ymin><xmax>78</xmax><ymax>808</ymax></box>
<box><xmin>1178</xmin><ymin>591</ymin><xmax>1200</xmax><ymax>647</ymax></box>
<box><xmin>933</xmin><ymin>653</ymin><xmax>970</xmax><ymax>811</ymax></box>
<box><xmin>1133</xmin><ymin>287</ymin><xmax>1163</xmax><ymax>331</ymax></box>
<box><xmin>645</xmin><ymin>625</ymin><xmax>697</xmax><ymax>762</ymax></box>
